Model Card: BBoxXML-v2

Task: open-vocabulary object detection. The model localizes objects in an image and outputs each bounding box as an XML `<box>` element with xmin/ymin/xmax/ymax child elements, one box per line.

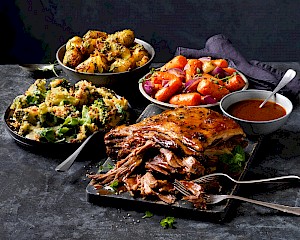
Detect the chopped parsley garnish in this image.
<box><xmin>219</xmin><ymin>145</ymin><xmax>246</xmax><ymax>173</ymax></box>
<box><xmin>160</xmin><ymin>216</ymin><xmax>176</xmax><ymax>229</ymax></box>
<box><xmin>109</xmin><ymin>180</ymin><xmax>119</xmax><ymax>191</ymax></box>
<box><xmin>142</xmin><ymin>211</ymin><xmax>153</xmax><ymax>219</ymax></box>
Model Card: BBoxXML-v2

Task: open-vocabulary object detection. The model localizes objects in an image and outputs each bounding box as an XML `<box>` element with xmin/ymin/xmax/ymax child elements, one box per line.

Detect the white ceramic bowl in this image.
<box><xmin>220</xmin><ymin>89</ymin><xmax>293</xmax><ymax>135</ymax></box>
<box><xmin>56</xmin><ymin>38</ymin><xmax>155</xmax><ymax>88</ymax></box>
<box><xmin>139</xmin><ymin>70</ymin><xmax>249</xmax><ymax>109</ymax></box>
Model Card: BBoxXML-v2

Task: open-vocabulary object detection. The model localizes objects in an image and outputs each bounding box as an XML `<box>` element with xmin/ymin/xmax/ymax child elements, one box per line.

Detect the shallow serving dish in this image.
<box><xmin>4</xmin><ymin>106</ymin><xmax>78</xmax><ymax>153</ymax></box>
<box><xmin>139</xmin><ymin>70</ymin><xmax>249</xmax><ymax>109</ymax></box>
<box><xmin>86</xmin><ymin>104</ymin><xmax>262</xmax><ymax>222</ymax></box>
<box><xmin>56</xmin><ymin>38</ymin><xmax>155</xmax><ymax>87</ymax></box>
<box><xmin>220</xmin><ymin>89</ymin><xmax>293</xmax><ymax>136</ymax></box>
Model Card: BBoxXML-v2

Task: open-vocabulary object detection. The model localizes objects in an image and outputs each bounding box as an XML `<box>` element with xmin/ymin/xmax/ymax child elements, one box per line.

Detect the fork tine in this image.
<box><xmin>173</xmin><ymin>180</ymin><xmax>188</xmax><ymax>196</ymax></box>
<box><xmin>194</xmin><ymin>175</ymin><xmax>218</xmax><ymax>184</ymax></box>
<box><xmin>203</xmin><ymin>194</ymin><xmax>211</xmax><ymax>202</ymax></box>
<box><xmin>173</xmin><ymin>180</ymin><xmax>190</xmax><ymax>196</ymax></box>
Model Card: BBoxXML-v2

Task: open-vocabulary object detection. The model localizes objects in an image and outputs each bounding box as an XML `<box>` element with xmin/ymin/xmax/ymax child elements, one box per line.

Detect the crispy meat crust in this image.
<box><xmin>105</xmin><ymin>107</ymin><xmax>245</xmax><ymax>158</ymax></box>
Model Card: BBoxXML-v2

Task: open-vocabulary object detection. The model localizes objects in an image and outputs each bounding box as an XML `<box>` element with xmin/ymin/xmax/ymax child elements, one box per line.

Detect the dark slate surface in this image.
<box><xmin>0</xmin><ymin>63</ymin><xmax>300</xmax><ymax>239</ymax></box>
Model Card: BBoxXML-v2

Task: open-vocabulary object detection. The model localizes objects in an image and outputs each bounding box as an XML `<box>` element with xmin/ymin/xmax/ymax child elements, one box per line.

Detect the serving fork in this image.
<box><xmin>173</xmin><ymin>180</ymin><xmax>300</xmax><ymax>216</ymax></box>
<box><xmin>193</xmin><ymin>173</ymin><xmax>300</xmax><ymax>185</ymax></box>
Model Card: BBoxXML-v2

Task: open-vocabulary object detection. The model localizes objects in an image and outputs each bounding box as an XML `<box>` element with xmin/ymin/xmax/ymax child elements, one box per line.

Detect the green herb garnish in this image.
<box><xmin>219</xmin><ymin>145</ymin><xmax>246</xmax><ymax>173</ymax></box>
<box><xmin>220</xmin><ymin>71</ymin><xmax>237</xmax><ymax>82</ymax></box>
<box><xmin>160</xmin><ymin>216</ymin><xmax>176</xmax><ymax>229</ymax></box>
<box><xmin>109</xmin><ymin>180</ymin><xmax>119</xmax><ymax>191</ymax></box>
<box><xmin>142</xmin><ymin>211</ymin><xmax>153</xmax><ymax>219</ymax></box>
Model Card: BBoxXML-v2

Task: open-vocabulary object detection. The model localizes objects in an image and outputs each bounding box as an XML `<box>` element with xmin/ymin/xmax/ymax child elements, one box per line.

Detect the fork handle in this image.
<box><xmin>234</xmin><ymin>175</ymin><xmax>300</xmax><ymax>184</ymax></box>
<box><xmin>227</xmin><ymin>195</ymin><xmax>300</xmax><ymax>216</ymax></box>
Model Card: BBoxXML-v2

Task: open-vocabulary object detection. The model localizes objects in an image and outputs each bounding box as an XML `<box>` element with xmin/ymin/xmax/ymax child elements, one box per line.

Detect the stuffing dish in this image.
<box><xmin>6</xmin><ymin>78</ymin><xmax>130</xmax><ymax>143</ymax></box>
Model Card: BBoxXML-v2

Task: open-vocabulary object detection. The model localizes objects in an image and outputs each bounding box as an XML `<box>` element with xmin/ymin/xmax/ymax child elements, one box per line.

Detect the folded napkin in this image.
<box><xmin>175</xmin><ymin>34</ymin><xmax>299</xmax><ymax>103</ymax></box>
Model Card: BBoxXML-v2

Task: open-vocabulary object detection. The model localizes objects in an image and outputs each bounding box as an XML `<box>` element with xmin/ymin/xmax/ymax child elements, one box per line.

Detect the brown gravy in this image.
<box><xmin>227</xmin><ymin>99</ymin><xmax>286</xmax><ymax>121</ymax></box>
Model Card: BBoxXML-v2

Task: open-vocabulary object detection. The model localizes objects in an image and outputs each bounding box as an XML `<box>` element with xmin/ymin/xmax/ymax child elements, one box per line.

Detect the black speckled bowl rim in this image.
<box><xmin>4</xmin><ymin>106</ymin><xmax>82</xmax><ymax>150</ymax></box>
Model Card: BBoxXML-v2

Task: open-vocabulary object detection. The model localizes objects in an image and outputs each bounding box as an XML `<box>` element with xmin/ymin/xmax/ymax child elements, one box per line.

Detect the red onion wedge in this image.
<box><xmin>183</xmin><ymin>78</ymin><xmax>201</xmax><ymax>93</ymax></box>
<box><xmin>166</xmin><ymin>68</ymin><xmax>185</xmax><ymax>78</ymax></box>
<box><xmin>211</xmin><ymin>66</ymin><xmax>226</xmax><ymax>78</ymax></box>
<box><xmin>162</xmin><ymin>80</ymin><xmax>169</xmax><ymax>87</ymax></box>
<box><xmin>143</xmin><ymin>80</ymin><xmax>155</xmax><ymax>96</ymax></box>
<box><xmin>203</xmin><ymin>95</ymin><xmax>217</xmax><ymax>104</ymax></box>
<box><xmin>198</xmin><ymin>56</ymin><xmax>211</xmax><ymax>62</ymax></box>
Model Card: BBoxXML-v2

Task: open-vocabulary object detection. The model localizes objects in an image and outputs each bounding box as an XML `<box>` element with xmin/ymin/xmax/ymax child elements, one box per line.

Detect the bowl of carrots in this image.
<box><xmin>139</xmin><ymin>55</ymin><xmax>248</xmax><ymax>108</ymax></box>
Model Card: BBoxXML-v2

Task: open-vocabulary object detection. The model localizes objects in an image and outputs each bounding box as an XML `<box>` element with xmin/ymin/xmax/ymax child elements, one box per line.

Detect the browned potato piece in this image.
<box><xmin>117</xmin><ymin>29</ymin><xmax>135</xmax><ymax>46</ymax></box>
<box><xmin>105</xmin><ymin>41</ymin><xmax>121</xmax><ymax>61</ymax></box>
<box><xmin>81</xmin><ymin>38</ymin><xmax>98</xmax><ymax>55</ymax></box>
<box><xmin>66</xmin><ymin>36</ymin><xmax>83</xmax><ymax>51</ymax></box>
<box><xmin>132</xmin><ymin>45</ymin><xmax>149</xmax><ymax>62</ymax></box>
<box><xmin>95</xmin><ymin>38</ymin><xmax>106</xmax><ymax>52</ymax></box>
<box><xmin>136</xmin><ymin>55</ymin><xmax>149</xmax><ymax>67</ymax></box>
<box><xmin>108</xmin><ymin>29</ymin><xmax>135</xmax><ymax>47</ymax></box>
<box><xmin>109</xmin><ymin>58</ymin><xmax>133</xmax><ymax>73</ymax></box>
<box><xmin>104</xmin><ymin>42</ymin><xmax>130</xmax><ymax>61</ymax></box>
<box><xmin>63</xmin><ymin>49</ymin><xmax>83</xmax><ymax>68</ymax></box>
<box><xmin>83</xmin><ymin>30</ymin><xmax>108</xmax><ymax>40</ymax></box>
<box><xmin>120</xmin><ymin>47</ymin><xmax>131</xmax><ymax>60</ymax></box>
<box><xmin>75</xmin><ymin>54</ymin><xmax>108</xmax><ymax>73</ymax></box>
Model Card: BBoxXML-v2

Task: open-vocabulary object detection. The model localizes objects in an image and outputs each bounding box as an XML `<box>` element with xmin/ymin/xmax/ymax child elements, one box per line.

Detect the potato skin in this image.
<box><xmin>63</xmin><ymin>49</ymin><xmax>83</xmax><ymax>68</ymax></box>
<box><xmin>83</xmin><ymin>30</ymin><xmax>108</xmax><ymax>40</ymax></box>
<box><xmin>66</xmin><ymin>36</ymin><xmax>83</xmax><ymax>51</ymax></box>
<box><xmin>109</xmin><ymin>58</ymin><xmax>133</xmax><ymax>73</ymax></box>
<box><xmin>75</xmin><ymin>53</ymin><xmax>108</xmax><ymax>73</ymax></box>
<box><xmin>109</xmin><ymin>29</ymin><xmax>135</xmax><ymax>47</ymax></box>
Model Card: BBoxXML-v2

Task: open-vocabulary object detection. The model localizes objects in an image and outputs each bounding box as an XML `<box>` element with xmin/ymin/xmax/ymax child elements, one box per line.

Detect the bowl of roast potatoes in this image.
<box><xmin>56</xmin><ymin>29</ymin><xmax>155</xmax><ymax>88</ymax></box>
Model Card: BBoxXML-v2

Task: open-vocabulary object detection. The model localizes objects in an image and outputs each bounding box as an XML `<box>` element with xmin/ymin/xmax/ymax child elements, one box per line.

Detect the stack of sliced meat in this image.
<box><xmin>88</xmin><ymin>107</ymin><xmax>246</xmax><ymax>208</ymax></box>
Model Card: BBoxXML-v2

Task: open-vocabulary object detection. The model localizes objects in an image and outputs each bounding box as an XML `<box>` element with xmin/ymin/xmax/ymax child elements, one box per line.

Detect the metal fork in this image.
<box><xmin>173</xmin><ymin>179</ymin><xmax>300</xmax><ymax>216</ymax></box>
<box><xmin>193</xmin><ymin>173</ymin><xmax>300</xmax><ymax>184</ymax></box>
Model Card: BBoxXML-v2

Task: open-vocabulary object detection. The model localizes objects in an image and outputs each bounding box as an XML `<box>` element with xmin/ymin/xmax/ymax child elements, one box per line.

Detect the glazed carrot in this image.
<box><xmin>151</xmin><ymin>71</ymin><xmax>181</xmax><ymax>84</ymax></box>
<box><xmin>201</xmin><ymin>73</ymin><xmax>224</xmax><ymax>86</ymax></box>
<box><xmin>169</xmin><ymin>92</ymin><xmax>203</xmax><ymax>106</ymax></box>
<box><xmin>155</xmin><ymin>78</ymin><xmax>183</xmax><ymax>102</ymax></box>
<box><xmin>185</xmin><ymin>59</ymin><xmax>203</xmax><ymax>81</ymax></box>
<box><xmin>160</xmin><ymin>55</ymin><xmax>188</xmax><ymax>71</ymax></box>
<box><xmin>197</xmin><ymin>78</ymin><xmax>229</xmax><ymax>101</ymax></box>
<box><xmin>222</xmin><ymin>67</ymin><xmax>236</xmax><ymax>75</ymax></box>
<box><xmin>225</xmin><ymin>75</ymin><xmax>246</xmax><ymax>91</ymax></box>
<box><xmin>211</xmin><ymin>59</ymin><xmax>229</xmax><ymax>68</ymax></box>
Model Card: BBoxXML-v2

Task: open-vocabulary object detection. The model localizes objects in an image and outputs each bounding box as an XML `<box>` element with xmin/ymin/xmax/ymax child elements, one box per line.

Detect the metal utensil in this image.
<box><xmin>205</xmin><ymin>194</ymin><xmax>300</xmax><ymax>216</ymax></box>
<box><xmin>19</xmin><ymin>63</ymin><xmax>59</xmax><ymax>76</ymax></box>
<box><xmin>173</xmin><ymin>180</ymin><xmax>300</xmax><ymax>216</ymax></box>
<box><xmin>259</xmin><ymin>69</ymin><xmax>296</xmax><ymax>108</ymax></box>
<box><xmin>55</xmin><ymin>131</ymin><xmax>99</xmax><ymax>172</ymax></box>
<box><xmin>193</xmin><ymin>173</ymin><xmax>300</xmax><ymax>184</ymax></box>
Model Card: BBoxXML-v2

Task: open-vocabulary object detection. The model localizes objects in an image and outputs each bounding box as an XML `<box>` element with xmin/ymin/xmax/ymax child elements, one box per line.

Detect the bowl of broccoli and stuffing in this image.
<box><xmin>5</xmin><ymin>78</ymin><xmax>131</xmax><ymax>146</ymax></box>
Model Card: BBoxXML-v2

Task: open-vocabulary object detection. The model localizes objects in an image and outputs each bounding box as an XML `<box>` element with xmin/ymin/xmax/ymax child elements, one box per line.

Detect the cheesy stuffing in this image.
<box><xmin>8</xmin><ymin>79</ymin><xmax>130</xmax><ymax>143</ymax></box>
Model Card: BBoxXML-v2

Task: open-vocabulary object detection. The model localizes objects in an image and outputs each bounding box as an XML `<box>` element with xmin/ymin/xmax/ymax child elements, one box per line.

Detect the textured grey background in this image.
<box><xmin>1</xmin><ymin>0</ymin><xmax>300</xmax><ymax>64</ymax></box>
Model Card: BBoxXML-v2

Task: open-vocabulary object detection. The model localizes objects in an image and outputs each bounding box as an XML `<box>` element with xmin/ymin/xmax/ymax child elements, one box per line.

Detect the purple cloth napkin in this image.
<box><xmin>175</xmin><ymin>34</ymin><xmax>299</xmax><ymax>103</ymax></box>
